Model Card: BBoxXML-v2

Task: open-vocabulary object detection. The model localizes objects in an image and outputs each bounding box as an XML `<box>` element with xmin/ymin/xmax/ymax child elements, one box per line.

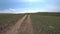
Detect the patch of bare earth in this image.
<box><xmin>4</xmin><ymin>15</ymin><xmax>27</xmax><ymax>34</ymax></box>
<box><xmin>20</xmin><ymin>15</ymin><xmax>34</xmax><ymax>34</ymax></box>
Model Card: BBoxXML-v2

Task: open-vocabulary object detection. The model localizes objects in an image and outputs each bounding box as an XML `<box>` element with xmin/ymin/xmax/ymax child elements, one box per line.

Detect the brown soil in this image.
<box><xmin>5</xmin><ymin>15</ymin><xmax>27</xmax><ymax>34</ymax></box>
<box><xmin>20</xmin><ymin>15</ymin><xmax>34</xmax><ymax>34</ymax></box>
<box><xmin>2</xmin><ymin>15</ymin><xmax>34</xmax><ymax>34</ymax></box>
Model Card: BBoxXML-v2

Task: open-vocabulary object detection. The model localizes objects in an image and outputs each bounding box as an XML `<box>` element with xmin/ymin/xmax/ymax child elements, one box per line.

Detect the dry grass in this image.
<box><xmin>30</xmin><ymin>13</ymin><xmax>60</xmax><ymax>34</ymax></box>
<box><xmin>0</xmin><ymin>14</ymin><xmax>24</xmax><ymax>34</ymax></box>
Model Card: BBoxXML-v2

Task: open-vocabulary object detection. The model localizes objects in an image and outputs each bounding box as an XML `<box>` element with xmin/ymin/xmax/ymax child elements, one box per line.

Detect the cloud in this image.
<box><xmin>46</xmin><ymin>6</ymin><xmax>60</xmax><ymax>12</ymax></box>
<box><xmin>0</xmin><ymin>8</ymin><xmax>39</xmax><ymax>13</ymax></box>
<box><xmin>0</xmin><ymin>5</ymin><xmax>60</xmax><ymax>14</ymax></box>
<box><xmin>0</xmin><ymin>8</ymin><xmax>18</xmax><ymax>13</ymax></box>
<box><xmin>0</xmin><ymin>0</ymin><xmax>60</xmax><ymax>13</ymax></box>
<box><xmin>39</xmin><ymin>4</ymin><xmax>60</xmax><ymax>12</ymax></box>
<box><xmin>0</xmin><ymin>3</ymin><xmax>60</xmax><ymax>13</ymax></box>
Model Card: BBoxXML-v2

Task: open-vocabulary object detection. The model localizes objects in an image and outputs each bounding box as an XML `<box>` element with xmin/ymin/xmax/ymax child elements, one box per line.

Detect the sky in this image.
<box><xmin>0</xmin><ymin>0</ymin><xmax>60</xmax><ymax>13</ymax></box>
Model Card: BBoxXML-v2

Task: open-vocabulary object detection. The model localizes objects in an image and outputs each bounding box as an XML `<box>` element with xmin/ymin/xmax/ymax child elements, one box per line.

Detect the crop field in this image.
<box><xmin>0</xmin><ymin>14</ymin><xmax>24</xmax><ymax>34</ymax></box>
<box><xmin>30</xmin><ymin>13</ymin><xmax>60</xmax><ymax>34</ymax></box>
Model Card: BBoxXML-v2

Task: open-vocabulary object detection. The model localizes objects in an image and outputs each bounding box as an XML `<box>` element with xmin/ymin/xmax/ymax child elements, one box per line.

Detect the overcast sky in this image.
<box><xmin>0</xmin><ymin>0</ymin><xmax>60</xmax><ymax>13</ymax></box>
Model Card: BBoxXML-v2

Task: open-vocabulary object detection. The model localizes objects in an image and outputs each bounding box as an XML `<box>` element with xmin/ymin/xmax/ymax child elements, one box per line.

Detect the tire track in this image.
<box><xmin>26</xmin><ymin>15</ymin><xmax>33</xmax><ymax>34</ymax></box>
<box><xmin>5</xmin><ymin>15</ymin><xmax>27</xmax><ymax>34</ymax></box>
<box><xmin>21</xmin><ymin>15</ymin><xmax>34</xmax><ymax>34</ymax></box>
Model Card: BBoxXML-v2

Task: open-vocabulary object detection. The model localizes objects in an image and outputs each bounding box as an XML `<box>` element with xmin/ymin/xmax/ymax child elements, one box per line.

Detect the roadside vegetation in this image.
<box><xmin>0</xmin><ymin>13</ymin><xmax>60</xmax><ymax>34</ymax></box>
<box><xmin>0</xmin><ymin>14</ymin><xmax>24</xmax><ymax>34</ymax></box>
<box><xmin>30</xmin><ymin>13</ymin><xmax>60</xmax><ymax>34</ymax></box>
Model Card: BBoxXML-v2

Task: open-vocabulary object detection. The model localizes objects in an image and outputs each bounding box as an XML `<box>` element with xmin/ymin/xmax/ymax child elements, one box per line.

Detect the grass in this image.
<box><xmin>30</xmin><ymin>13</ymin><xmax>60</xmax><ymax>34</ymax></box>
<box><xmin>18</xmin><ymin>19</ymin><xmax>27</xmax><ymax>34</ymax></box>
<box><xmin>0</xmin><ymin>13</ymin><xmax>60</xmax><ymax>34</ymax></box>
<box><xmin>0</xmin><ymin>14</ymin><xmax>24</xmax><ymax>25</ymax></box>
<box><xmin>0</xmin><ymin>14</ymin><xmax>24</xmax><ymax>33</ymax></box>
<box><xmin>18</xmin><ymin>15</ymin><xmax>28</xmax><ymax>34</ymax></box>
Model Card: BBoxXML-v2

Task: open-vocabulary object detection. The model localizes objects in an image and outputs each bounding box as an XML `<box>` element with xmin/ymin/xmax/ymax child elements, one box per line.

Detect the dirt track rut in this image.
<box><xmin>5</xmin><ymin>15</ymin><xmax>27</xmax><ymax>34</ymax></box>
<box><xmin>3</xmin><ymin>15</ymin><xmax>34</xmax><ymax>34</ymax></box>
<box><xmin>20</xmin><ymin>15</ymin><xmax>33</xmax><ymax>34</ymax></box>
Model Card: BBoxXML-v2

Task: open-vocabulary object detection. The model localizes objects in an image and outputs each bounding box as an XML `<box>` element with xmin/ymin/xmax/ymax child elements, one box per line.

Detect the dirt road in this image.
<box><xmin>3</xmin><ymin>15</ymin><xmax>34</xmax><ymax>34</ymax></box>
<box><xmin>5</xmin><ymin>15</ymin><xmax>27</xmax><ymax>34</ymax></box>
<box><xmin>20</xmin><ymin>15</ymin><xmax>34</xmax><ymax>34</ymax></box>
<box><xmin>26</xmin><ymin>15</ymin><xmax>33</xmax><ymax>34</ymax></box>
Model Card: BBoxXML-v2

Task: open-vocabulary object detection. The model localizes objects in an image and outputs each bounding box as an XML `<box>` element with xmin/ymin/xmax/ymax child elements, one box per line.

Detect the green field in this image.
<box><xmin>0</xmin><ymin>14</ymin><xmax>24</xmax><ymax>33</ymax></box>
<box><xmin>30</xmin><ymin>13</ymin><xmax>60</xmax><ymax>34</ymax></box>
<box><xmin>0</xmin><ymin>13</ymin><xmax>60</xmax><ymax>34</ymax></box>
